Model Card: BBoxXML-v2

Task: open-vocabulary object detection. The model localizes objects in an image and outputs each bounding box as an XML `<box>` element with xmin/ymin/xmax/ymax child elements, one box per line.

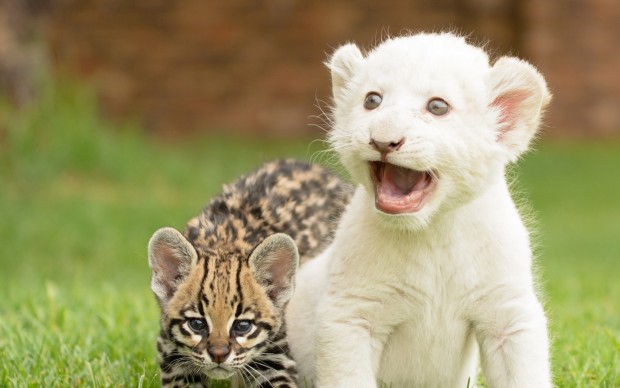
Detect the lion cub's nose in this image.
<box><xmin>207</xmin><ymin>344</ymin><xmax>231</xmax><ymax>363</ymax></box>
<box><xmin>370</xmin><ymin>138</ymin><xmax>405</xmax><ymax>153</ymax></box>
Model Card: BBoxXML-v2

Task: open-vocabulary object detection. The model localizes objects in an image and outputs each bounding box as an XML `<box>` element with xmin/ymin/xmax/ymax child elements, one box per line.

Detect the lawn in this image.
<box><xmin>1</xmin><ymin>82</ymin><xmax>619</xmax><ymax>386</ymax></box>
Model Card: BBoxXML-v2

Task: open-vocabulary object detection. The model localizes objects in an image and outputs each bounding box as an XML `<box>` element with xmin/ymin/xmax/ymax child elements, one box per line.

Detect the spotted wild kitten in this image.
<box><xmin>148</xmin><ymin>159</ymin><xmax>352</xmax><ymax>387</ymax></box>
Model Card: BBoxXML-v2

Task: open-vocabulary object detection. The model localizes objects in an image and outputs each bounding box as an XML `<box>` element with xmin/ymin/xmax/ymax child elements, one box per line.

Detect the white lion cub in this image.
<box><xmin>286</xmin><ymin>33</ymin><xmax>552</xmax><ymax>387</ymax></box>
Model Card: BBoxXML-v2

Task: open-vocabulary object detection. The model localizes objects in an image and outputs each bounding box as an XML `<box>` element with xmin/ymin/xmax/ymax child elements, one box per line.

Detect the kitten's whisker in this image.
<box><xmin>262</xmin><ymin>339</ymin><xmax>289</xmax><ymax>355</ymax></box>
<box><xmin>238</xmin><ymin>368</ymin><xmax>253</xmax><ymax>388</ymax></box>
<box><xmin>241</xmin><ymin>364</ymin><xmax>266</xmax><ymax>387</ymax></box>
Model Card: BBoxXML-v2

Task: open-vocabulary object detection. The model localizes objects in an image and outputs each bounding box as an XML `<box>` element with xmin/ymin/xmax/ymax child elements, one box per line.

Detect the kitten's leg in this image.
<box><xmin>474</xmin><ymin>290</ymin><xmax>551</xmax><ymax>387</ymax></box>
<box><xmin>245</xmin><ymin>357</ymin><xmax>297</xmax><ymax>388</ymax></box>
<box><xmin>160</xmin><ymin>367</ymin><xmax>206</xmax><ymax>388</ymax></box>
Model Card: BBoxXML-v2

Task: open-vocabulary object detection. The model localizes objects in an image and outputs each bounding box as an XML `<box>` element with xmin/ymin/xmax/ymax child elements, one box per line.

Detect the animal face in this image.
<box><xmin>162</xmin><ymin>253</ymin><xmax>279</xmax><ymax>379</ymax></box>
<box><xmin>148</xmin><ymin>229</ymin><xmax>298</xmax><ymax>381</ymax></box>
<box><xmin>327</xmin><ymin>33</ymin><xmax>550</xmax><ymax>228</ymax></box>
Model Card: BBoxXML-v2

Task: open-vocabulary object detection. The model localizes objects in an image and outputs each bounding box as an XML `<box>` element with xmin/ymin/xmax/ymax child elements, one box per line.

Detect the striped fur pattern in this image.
<box><xmin>149</xmin><ymin>159</ymin><xmax>352</xmax><ymax>387</ymax></box>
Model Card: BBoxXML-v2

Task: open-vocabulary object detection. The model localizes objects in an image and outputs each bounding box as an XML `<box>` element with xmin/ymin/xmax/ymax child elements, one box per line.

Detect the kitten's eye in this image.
<box><xmin>427</xmin><ymin>98</ymin><xmax>450</xmax><ymax>115</ymax></box>
<box><xmin>188</xmin><ymin>318</ymin><xmax>207</xmax><ymax>333</ymax></box>
<box><xmin>364</xmin><ymin>92</ymin><xmax>382</xmax><ymax>110</ymax></box>
<box><xmin>232</xmin><ymin>320</ymin><xmax>253</xmax><ymax>335</ymax></box>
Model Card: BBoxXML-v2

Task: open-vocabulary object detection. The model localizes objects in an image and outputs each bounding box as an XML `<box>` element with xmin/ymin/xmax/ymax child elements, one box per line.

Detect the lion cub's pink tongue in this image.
<box><xmin>387</xmin><ymin>165</ymin><xmax>423</xmax><ymax>194</ymax></box>
<box><xmin>375</xmin><ymin>164</ymin><xmax>426</xmax><ymax>214</ymax></box>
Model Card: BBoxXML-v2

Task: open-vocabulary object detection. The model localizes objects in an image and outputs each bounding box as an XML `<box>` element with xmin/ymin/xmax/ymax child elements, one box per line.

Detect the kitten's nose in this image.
<box><xmin>207</xmin><ymin>344</ymin><xmax>230</xmax><ymax>364</ymax></box>
<box><xmin>370</xmin><ymin>138</ymin><xmax>405</xmax><ymax>153</ymax></box>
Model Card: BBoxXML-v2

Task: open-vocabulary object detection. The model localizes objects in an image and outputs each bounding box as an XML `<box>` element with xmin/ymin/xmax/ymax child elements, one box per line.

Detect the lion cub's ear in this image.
<box><xmin>327</xmin><ymin>43</ymin><xmax>364</xmax><ymax>103</ymax></box>
<box><xmin>489</xmin><ymin>57</ymin><xmax>552</xmax><ymax>162</ymax></box>
<box><xmin>148</xmin><ymin>227</ymin><xmax>198</xmax><ymax>308</ymax></box>
<box><xmin>249</xmin><ymin>233</ymin><xmax>299</xmax><ymax>309</ymax></box>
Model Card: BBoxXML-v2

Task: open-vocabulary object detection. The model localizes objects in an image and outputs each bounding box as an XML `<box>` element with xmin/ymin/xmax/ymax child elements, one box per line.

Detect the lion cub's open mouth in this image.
<box><xmin>369</xmin><ymin>162</ymin><xmax>437</xmax><ymax>214</ymax></box>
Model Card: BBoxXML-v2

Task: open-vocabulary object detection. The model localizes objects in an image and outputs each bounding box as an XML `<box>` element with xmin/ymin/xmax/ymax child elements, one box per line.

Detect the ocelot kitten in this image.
<box><xmin>148</xmin><ymin>159</ymin><xmax>352</xmax><ymax>387</ymax></box>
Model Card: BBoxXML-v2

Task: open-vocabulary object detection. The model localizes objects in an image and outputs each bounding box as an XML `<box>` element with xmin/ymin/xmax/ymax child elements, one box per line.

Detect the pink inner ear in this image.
<box><xmin>263</xmin><ymin>249</ymin><xmax>294</xmax><ymax>303</ymax></box>
<box><xmin>491</xmin><ymin>90</ymin><xmax>529</xmax><ymax>140</ymax></box>
<box><xmin>156</xmin><ymin>245</ymin><xmax>182</xmax><ymax>297</ymax></box>
<box><xmin>268</xmin><ymin>250</ymin><xmax>292</xmax><ymax>291</ymax></box>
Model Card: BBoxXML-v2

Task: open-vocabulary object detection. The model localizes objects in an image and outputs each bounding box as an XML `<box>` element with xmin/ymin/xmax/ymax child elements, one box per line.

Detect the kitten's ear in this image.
<box><xmin>326</xmin><ymin>43</ymin><xmax>363</xmax><ymax>102</ymax></box>
<box><xmin>489</xmin><ymin>57</ymin><xmax>552</xmax><ymax>162</ymax></box>
<box><xmin>148</xmin><ymin>227</ymin><xmax>198</xmax><ymax>308</ymax></box>
<box><xmin>249</xmin><ymin>233</ymin><xmax>299</xmax><ymax>309</ymax></box>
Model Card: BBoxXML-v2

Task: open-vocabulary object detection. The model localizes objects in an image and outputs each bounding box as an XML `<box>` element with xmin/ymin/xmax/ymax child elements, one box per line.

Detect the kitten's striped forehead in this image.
<box><xmin>177</xmin><ymin>247</ymin><xmax>274</xmax><ymax>322</ymax></box>
<box><xmin>200</xmin><ymin>249</ymin><xmax>245</xmax><ymax>309</ymax></box>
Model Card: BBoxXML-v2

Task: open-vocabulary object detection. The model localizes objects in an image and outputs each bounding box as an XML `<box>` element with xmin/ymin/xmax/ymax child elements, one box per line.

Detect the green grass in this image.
<box><xmin>0</xmin><ymin>80</ymin><xmax>321</xmax><ymax>387</ymax></box>
<box><xmin>1</xmin><ymin>80</ymin><xmax>619</xmax><ymax>386</ymax></box>
<box><xmin>518</xmin><ymin>141</ymin><xmax>620</xmax><ymax>386</ymax></box>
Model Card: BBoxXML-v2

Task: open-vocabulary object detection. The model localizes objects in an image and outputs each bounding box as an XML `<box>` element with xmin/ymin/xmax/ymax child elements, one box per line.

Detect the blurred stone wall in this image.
<box><xmin>0</xmin><ymin>0</ymin><xmax>48</xmax><ymax>106</ymax></box>
<box><xmin>522</xmin><ymin>0</ymin><xmax>620</xmax><ymax>137</ymax></box>
<box><xmin>43</xmin><ymin>0</ymin><xmax>520</xmax><ymax>137</ymax></box>
<box><xmin>6</xmin><ymin>0</ymin><xmax>619</xmax><ymax>137</ymax></box>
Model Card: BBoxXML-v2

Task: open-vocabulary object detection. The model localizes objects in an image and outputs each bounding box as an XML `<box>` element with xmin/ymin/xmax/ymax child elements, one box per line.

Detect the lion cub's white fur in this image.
<box><xmin>286</xmin><ymin>33</ymin><xmax>552</xmax><ymax>387</ymax></box>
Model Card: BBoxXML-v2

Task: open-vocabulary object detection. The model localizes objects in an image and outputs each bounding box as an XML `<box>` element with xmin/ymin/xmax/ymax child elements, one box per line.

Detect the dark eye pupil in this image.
<box><xmin>188</xmin><ymin>318</ymin><xmax>206</xmax><ymax>332</ymax></box>
<box><xmin>364</xmin><ymin>93</ymin><xmax>382</xmax><ymax>110</ymax></box>
<box><xmin>427</xmin><ymin>98</ymin><xmax>449</xmax><ymax>115</ymax></box>
<box><xmin>233</xmin><ymin>320</ymin><xmax>252</xmax><ymax>334</ymax></box>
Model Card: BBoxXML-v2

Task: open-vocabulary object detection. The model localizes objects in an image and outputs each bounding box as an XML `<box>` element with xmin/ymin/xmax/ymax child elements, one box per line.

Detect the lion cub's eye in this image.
<box><xmin>364</xmin><ymin>92</ymin><xmax>383</xmax><ymax>110</ymax></box>
<box><xmin>188</xmin><ymin>318</ymin><xmax>207</xmax><ymax>333</ymax></box>
<box><xmin>427</xmin><ymin>98</ymin><xmax>450</xmax><ymax>116</ymax></box>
